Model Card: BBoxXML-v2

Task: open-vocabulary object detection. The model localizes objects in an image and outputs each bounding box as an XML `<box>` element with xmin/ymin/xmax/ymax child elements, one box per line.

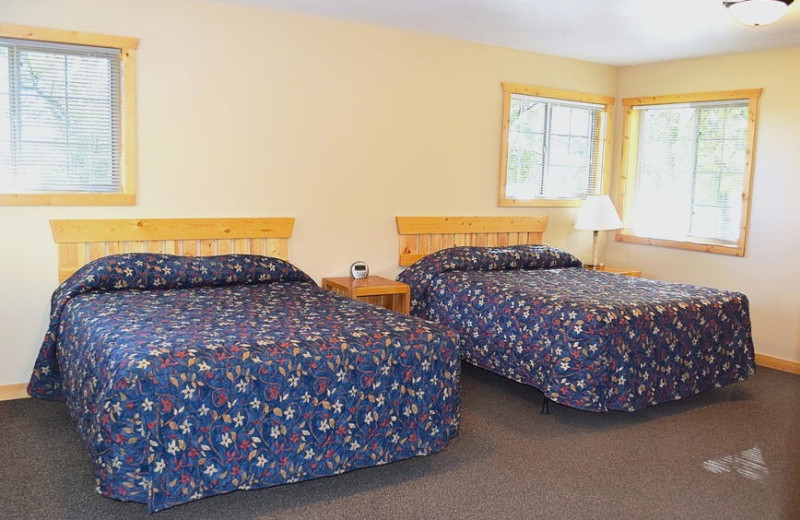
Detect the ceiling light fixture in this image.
<box><xmin>724</xmin><ymin>0</ymin><xmax>794</xmax><ymax>26</ymax></box>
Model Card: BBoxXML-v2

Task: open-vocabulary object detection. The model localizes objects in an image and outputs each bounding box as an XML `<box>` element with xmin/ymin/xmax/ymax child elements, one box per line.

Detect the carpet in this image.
<box><xmin>1</xmin><ymin>364</ymin><xmax>798</xmax><ymax>520</ymax></box>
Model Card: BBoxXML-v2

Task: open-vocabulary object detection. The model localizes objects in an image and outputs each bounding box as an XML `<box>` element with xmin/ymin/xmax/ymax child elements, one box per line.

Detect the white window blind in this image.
<box><xmin>0</xmin><ymin>37</ymin><xmax>121</xmax><ymax>194</ymax></box>
<box><xmin>504</xmin><ymin>94</ymin><xmax>606</xmax><ymax>200</ymax></box>
<box><xmin>631</xmin><ymin>99</ymin><xmax>749</xmax><ymax>245</ymax></box>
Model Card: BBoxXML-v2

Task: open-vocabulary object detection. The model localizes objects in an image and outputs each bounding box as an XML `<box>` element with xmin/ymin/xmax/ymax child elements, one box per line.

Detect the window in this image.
<box><xmin>498</xmin><ymin>83</ymin><xmax>614</xmax><ymax>207</ymax></box>
<box><xmin>618</xmin><ymin>89</ymin><xmax>761</xmax><ymax>256</ymax></box>
<box><xmin>0</xmin><ymin>24</ymin><xmax>138</xmax><ymax>205</ymax></box>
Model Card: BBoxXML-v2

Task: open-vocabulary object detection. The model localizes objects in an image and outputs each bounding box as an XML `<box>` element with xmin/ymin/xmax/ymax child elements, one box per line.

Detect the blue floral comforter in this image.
<box><xmin>28</xmin><ymin>254</ymin><xmax>461</xmax><ymax>512</ymax></box>
<box><xmin>398</xmin><ymin>245</ymin><xmax>755</xmax><ymax>412</ymax></box>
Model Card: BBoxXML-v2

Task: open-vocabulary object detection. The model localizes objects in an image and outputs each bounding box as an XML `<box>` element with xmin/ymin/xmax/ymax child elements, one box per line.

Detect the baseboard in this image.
<box><xmin>755</xmin><ymin>353</ymin><xmax>800</xmax><ymax>376</ymax></box>
<box><xmin>0</xmin><ymin>383</ymin><xmax>29</xmax><ymax>401</ymax></box>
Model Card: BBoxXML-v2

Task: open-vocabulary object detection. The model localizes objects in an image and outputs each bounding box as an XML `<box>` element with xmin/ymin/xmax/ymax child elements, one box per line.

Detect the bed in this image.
<box><xmin>28</xmin><ymin>218</ymin><xmax>461</xmax><ymax>512</ymax></box>
<box><xmin>395</xmin><ymin>216</ymin><xmax>755</xmax><ymax>413</ymax></box>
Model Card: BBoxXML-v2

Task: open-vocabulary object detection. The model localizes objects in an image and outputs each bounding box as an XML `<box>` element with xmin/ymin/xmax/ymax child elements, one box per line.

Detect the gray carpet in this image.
<box><xmin>1</xmin><ymin>364</ymin><xmax>798</xmax><ymax>520</ymax></box>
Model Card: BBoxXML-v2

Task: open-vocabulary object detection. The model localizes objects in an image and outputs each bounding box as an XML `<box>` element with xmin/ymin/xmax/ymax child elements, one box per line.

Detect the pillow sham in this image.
<box><xmin>397</xmin><ymin>245</ymin><xmax>582</xmax><ymax>304</ymax></box>
<box><xmin>29</xmin><ymin>253</ymin><xmax>314</xmax><ymax>400</ymax></box>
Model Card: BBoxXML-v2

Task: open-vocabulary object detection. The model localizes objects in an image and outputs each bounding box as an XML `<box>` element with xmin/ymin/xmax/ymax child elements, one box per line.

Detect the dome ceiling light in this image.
<box><xmin>724</xmin><ymin>0</ymin><xmax>795</xmax><ymax>26</ymax></box>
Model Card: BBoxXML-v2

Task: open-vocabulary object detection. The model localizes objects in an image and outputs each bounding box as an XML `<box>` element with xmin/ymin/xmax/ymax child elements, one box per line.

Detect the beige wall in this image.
<box><xmin>2</xmin><ymin>0</ymin><xmax>796</xmax><ymax>388</ymax></box>
<box><xmin>611</xmin><ymin>48</ymin><xmax>800</xmax><ymax>366</ymax></box>
<box><xmin>0</xmin><ymin>0</ymin><xmax>617</xmax><ymax>386</ymax></box>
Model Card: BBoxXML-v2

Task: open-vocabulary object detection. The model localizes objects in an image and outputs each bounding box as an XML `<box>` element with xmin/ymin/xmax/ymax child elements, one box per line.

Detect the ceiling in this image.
<box><xmin>214</xmin><ymin>0</ymin><xmax>800</xmax><ymax>66</ymax></box>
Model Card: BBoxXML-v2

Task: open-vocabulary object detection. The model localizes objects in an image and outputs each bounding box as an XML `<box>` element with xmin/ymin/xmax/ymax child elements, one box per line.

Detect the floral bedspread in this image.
<box><xmin>29</xmin><ymin>254</ymin><xmax>461</xmax><ymax>512</ymax></box>
<box><xmin>398</xmin><ymin>245</ymin><xmax>755</xmax><ymax>412</ymax></box>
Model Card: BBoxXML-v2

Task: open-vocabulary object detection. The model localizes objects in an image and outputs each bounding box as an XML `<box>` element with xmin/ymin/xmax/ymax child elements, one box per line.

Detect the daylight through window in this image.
<box><xmin>618</xmin><ymin>90</ymin><xmax>761</xmax><ymax>256</ymax></box>
<box><xmin>0</xmin><ymin>25</ymin><xmax>137</xmax><ymax>205</ymax></box>
<box><xmin>499</xmin><ymin>84</ymin><xmax>613</xmax><ymax>207</ymax></box>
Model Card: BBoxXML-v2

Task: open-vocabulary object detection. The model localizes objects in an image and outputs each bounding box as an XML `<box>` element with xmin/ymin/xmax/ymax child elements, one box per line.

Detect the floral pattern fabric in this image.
<box><xmin>28</xmin><ymin>254</ymin><xmax>461</xmax><ymax>512</ymax></box>
<box><xmin>398</xmin><ymin>245</ymin><xmax>755</xmax><ymax>412</ymax></box>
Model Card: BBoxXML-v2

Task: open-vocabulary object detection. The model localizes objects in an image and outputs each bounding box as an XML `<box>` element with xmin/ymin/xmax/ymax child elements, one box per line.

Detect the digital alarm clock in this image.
<box><xmin>350</xmin><ymin>261</ymin><xmax>369</xmax><ymax>279</ymax></box>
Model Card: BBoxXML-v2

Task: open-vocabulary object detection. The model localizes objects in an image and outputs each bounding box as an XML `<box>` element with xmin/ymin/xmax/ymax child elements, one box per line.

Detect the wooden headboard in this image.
<box><xmin>396</xmin><ymin>216</ymin><xmax>548</xmax><ymax>266</ymax></box>
<box><xmin>50</xmin><ymin>217</ymin><xmax>295</xmax><ymax>283</ymax></box>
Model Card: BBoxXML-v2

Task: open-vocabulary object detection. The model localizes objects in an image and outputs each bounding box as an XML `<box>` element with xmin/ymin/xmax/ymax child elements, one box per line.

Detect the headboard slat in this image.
<box><xmin>51</xmin><ymin>218</ymin><xmax>295</xmax><ymax>283</ymax></box>
<box><xmin>396</xmin><ymin>216</ymin><xmax>548</xmax><ymax>266</ymax></box>
<box><xmin>50</xmin><ymin>217</ymin><xmax>294</xmax><ymax>243</ymax></box>
<box><xmin>396</xmin><ymin>216</ymin><xmax>548</xmax><ymax>235</ymax></box>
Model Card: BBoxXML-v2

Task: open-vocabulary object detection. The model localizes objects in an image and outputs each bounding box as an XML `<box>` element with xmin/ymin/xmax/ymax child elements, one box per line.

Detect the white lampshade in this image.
<box><xmin>574</xmin><ymin>195</ymin><xmax>623</xmax><ymax>231</ymax></box>
<box><xmin>726</xmin><ymin>0</ymin><xmax>791</xmax><ymax>26</ymax></box>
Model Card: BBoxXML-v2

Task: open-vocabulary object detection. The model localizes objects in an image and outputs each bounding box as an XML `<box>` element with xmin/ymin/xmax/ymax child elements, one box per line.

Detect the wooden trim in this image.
<box><xmin>737</xmin><ymin>93</ymin><xmax>760</xmax><ymax>256</ymax></box>
<box><xmin>622</xmin><ymin>89</ymin><xmax>762</xmax><ymax>107</ymax></box>
<box><xmin>598</xmin><ymin>99</ymin><xmax>614</xmax><ymax>196</ymax></box>
<box><xmin>498</xmin><ymin>84</ymin><xmax>512</xmax><ymax>207</ymax></box>
<box><xmin>498</xmin><ymin>198</ymin><xmax>584</xmax><ymax>208</ymax></box>
<box><xmin>503</xmin><ymin>83</ymin><xmax>615</xmax><ymax>106</ymax></box>
<box><xmin>755</xmin><ymin>353</ymin><xmax>800</xmax><ymax>376</ymax></box>
<box><xmin>617</xmin><ymin>104</ymin><xmax>638</xmax><ymax>231</ymax></box>
<box><xmin>50</xmin><ymin>218</ymin><xmax>295</xmax><ymax>282</ymax></box>
<box><xmin>0</xmin><ymin>383</ymin><xmax>28</xmax><ymax>401</ymax></box>
<box><xmin>396</xmin><ymin>216</ymin><xmax>548</xmax><ymax>266</ymax></box>
<box><xmin>121</xmin><ymin>46</ymin><xmax>137</xmax><ymax>203</ymax></box>
<box><xmin>0</xmin><ymin>24</ymin><xmax>138</xmax><ymax>207</ymax></box>
<box><xmin>0</xmin><ymin>23</ymin><xmax>139</xmax><ymax>49</ymax></box>
<box><xmin>617</xmin><ymin>89</ymin><xmax>761</xmax><ymax>257</ymax></box>
<box><xmin>615</xmin><ymin>233</ymin><xmax>745</xmax><ymax>256</ymax></box>
<box><xmin>0</xmin><ymin>193</ymin><xmax>136</xmax><ymax>206</ymax></box>
<box><xmin>498</xmin><ymin>83</ymin><xmax>615</xmax><ymax>207</ymax></box>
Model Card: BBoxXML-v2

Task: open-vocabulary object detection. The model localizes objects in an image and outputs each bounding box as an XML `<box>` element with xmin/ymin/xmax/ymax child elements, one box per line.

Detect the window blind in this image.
<box><xmin>0</xmin><ymin>37</ymin><xmax>121</xmax><ymax>193</ymax></box>
<box><xmin>505</xmin><ymin>94</ymin><xmax>606</xmax><ymax>200</ymax></box>
<box><xmin>631</xmin><ymin>99</ymin><xmax>748</xmax><ymax>244</ymax></box>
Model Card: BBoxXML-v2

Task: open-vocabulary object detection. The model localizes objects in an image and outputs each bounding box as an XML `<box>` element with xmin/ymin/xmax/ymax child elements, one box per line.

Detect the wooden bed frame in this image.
<box><xmin>51</xmin><ymin>217</ymin><xmax>294</xmax><ymax>283</ymax></box>
<box><xmin>396</xmin><ymin>216</ymin><xmax>548</xmax><ymax>266</ymax></box>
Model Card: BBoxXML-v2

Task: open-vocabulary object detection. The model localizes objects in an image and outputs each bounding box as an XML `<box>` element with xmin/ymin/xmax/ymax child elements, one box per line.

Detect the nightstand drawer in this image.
<box><xmin>321</xmin><ymin>276</ymin><xmax>410</xmax><ymax>314</ymax></box>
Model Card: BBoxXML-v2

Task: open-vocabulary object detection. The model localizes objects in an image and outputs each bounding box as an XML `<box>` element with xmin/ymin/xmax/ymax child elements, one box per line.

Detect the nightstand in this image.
<box><xmin>321</xmin><ymin>276</ymin><xmax>411</xmax><ymax>314</ymax></box>
<box><xmin>584</xmin><ymin>265</ymin><xmax>642</xmax><ymax>277</ymax></box>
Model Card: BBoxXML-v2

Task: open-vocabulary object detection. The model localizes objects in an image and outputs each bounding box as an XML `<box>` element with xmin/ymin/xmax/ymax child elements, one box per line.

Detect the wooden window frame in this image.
<box><xmin>617</xmin><ymin>89</ymin><xmax>761</xmax><ymax>256</ymax></box>
<box><xmin>498</xmin><ymin>83</ymin><xmax>614</xmax><ymax>208</ymax></box>
<box><xmin>0</xmin><ymin>24</ymin><xmax>138</xmax><ymax>206</ymax></box>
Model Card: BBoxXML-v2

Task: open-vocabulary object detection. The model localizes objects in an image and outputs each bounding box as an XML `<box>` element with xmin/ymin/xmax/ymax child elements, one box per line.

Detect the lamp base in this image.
<box><xmin>584</xmin><ymin>263</ymin><xmax>605</xmax><ymax>270</ymax></box>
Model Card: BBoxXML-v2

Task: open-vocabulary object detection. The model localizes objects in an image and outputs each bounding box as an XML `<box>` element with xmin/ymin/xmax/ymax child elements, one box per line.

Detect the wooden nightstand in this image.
<box><xmin>584</xmin><ymin>265</ymin><xmax>642</xmax><ymax>277</ymax></box>
<box><xmin>321</xmin><ymin>276</ymin><xmax>410</xmax><ymax>314</ymax></box>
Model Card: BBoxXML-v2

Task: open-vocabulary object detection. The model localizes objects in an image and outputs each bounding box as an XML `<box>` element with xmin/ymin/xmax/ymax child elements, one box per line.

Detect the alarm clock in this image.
<box><xmin>350</xmin><ymin>261</ymin><xmax>369</xmax><ymax>279</ymax></box>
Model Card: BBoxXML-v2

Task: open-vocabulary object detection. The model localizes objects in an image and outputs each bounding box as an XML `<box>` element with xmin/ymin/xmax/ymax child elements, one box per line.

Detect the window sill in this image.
<box><xmin>615</xmin><ymin>231</ymin><xmax>745</xmax><ymax>257</ymax></box>
<box><xmin>0</xmin><ymin>193</ymin><xmax>136</xmax><ymax>206</ymax></box>
<box><xmin>499</xmin><ymin>198</ymin><xmax>583</xmax><ymax>208</ymax></box>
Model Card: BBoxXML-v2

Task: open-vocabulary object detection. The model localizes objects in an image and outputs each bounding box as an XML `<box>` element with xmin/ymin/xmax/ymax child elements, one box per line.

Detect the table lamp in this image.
<box><xmin>574</xmin><ymin>194</ymin><xmax>623</xmax><ymax>268</ymax></box>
